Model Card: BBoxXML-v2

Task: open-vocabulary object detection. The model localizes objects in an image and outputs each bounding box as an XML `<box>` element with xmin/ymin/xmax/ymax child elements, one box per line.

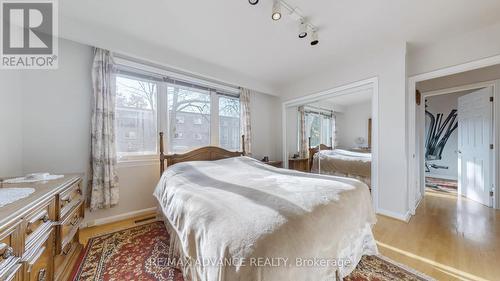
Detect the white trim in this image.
<box><xmin>117</xmin><ymin>158</ymin><xmax>159</xmax><ymax>168</ymax></box>
<box><xmin>83</xmin><ymin>207</ymin><xmax>157</xmax><ymax>228</ymax></box>
<box><xmin>377</xmin><ymin>208</ymin><xmax>412</xmax><ymax>222</ymax></box>
<box><xmin>420</xmin><ymin>81</ymin><xmax>496</xmax><ymax>200</ymax></box>
<box><xmin>282</xmin><ymin>77</ymin><xmax>381</xmax><ymax>214</ymax></box>
<box><xmin>407</xmin><ymin>54</ymin><xmax>500</xmax><ymax>215</ymax></box>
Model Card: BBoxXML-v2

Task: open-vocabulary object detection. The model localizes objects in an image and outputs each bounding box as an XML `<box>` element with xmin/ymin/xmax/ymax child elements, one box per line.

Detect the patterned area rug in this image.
<box><xmin>72</xmin><ymin>221</ymin><xmax>433</xmax><ymax>281</ymax></box>
<box><xmin>425</xmin><ymin>177</ymin><xmax>458</xmax><ymax>194</ymax></box>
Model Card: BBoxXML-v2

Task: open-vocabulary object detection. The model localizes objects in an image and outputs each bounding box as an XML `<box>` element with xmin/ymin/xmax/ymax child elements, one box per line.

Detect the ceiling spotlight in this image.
<box><xmin>298</xmin><ymin>19</ymin><xmax>308</xmax><ymax>38</ymax></box>
<box><xmin>272</xmin><ymin>0</ymin><xmax>282</xmax><ymax>21</ymax></box>
<box><xmin>248</xmin><ymin>0</ymin><xmax>259</xmax><ymax>5</ymax></box>
<box><xmin>310</xmin><ymin>29</ymin><xmax>319</xmax><ymax>46</ymax></box>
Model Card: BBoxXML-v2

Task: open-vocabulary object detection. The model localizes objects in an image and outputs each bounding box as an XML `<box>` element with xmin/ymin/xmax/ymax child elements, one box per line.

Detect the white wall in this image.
<box><xmin>0</xmin><ymin>71</ymin><xmax>23</xmax><ymax>177</ymax></box>
<box><xmin>336</xmin><ymin>101</ymin><xmax>372</xmax><ymax>148</ymax></box>
<box><xmin>60</xmin><ymin>17</ymin><xmax>279</xmax><ymax>95</ymax></box>
<box><xmin>3</xmin><ymin>38</ymin><xmax>282</xmax><ymax>224</ymax></box>
<box><xmin>408</xmin><ymin>22</ymin><xmax>500</xmax><ymax>77</ymax></box>
<box><xmin>285</xmin><ymin>106</ymin><xmax>298</xmax><ymax>157</ymax></box>
<box><xmin>250</xmin><ymin>92</ymin><xmax>282</xmax><ymax>161</ymax></box>
<box><xmin>281</xmin><ymin>43</ymin><xmax>408</xmax><ymax>219</ymax></box>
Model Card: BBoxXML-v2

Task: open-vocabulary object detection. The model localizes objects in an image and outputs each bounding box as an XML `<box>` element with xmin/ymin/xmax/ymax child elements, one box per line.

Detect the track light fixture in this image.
<box><xmin>248</xmin><ymin>0</ymin><xmax>319</xmax><ymax>46</ymax></box>
<box><xmin>271</xmin><ymin>0</ymin><xmax>282</xmax><ymax>21</ymax></box>
<box><xmin>310</xmin><ymin>29</ymin><xmax>319</xmax><ymax>46</ymax></box>
<box><xmin>298</xmin><ymin>19</ymin><xmax>307</xmax><ymax>38</ymax></box>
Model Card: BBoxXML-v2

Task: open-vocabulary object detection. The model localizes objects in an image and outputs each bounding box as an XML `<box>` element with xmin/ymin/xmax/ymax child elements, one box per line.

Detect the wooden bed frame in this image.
<box><xmin>308</xmin><ymin>118</ymin><xmax>372</xmax><ymax>171</ymax></box>
<box><xmin>159</xmin><ymin>132</ymin><xmax>246</xmax><ymax>174</ymax></box>
<box><xmin>308</xmin><ymin>137</ymin><xmax>333</xmax><ymax>170</ymax></box>
<box><xmin>157</xmin><ymin>132</ymin><xmax>343</xmax><ymax>281</ymax></box>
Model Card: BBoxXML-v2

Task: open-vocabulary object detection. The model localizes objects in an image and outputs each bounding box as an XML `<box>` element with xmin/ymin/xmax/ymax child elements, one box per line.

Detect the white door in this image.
<box><xmin>458</xmin><ymin>87</ymin><xmax>493</xmax><ymax>206</ymax></box>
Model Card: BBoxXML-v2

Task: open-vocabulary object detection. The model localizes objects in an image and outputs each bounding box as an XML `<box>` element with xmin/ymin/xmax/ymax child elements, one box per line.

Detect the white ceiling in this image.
<box><xmin>60</xmin><ymin>0</ymin><xmax>500</xmax><ymax>94</ymax></box>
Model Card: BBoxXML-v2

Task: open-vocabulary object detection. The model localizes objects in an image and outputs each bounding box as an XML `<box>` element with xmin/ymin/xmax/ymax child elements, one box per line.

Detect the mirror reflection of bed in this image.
<box><xmin>287</xmin><ymin>87</ymin><xmax>373</xmax><ymax>189</ymax></box>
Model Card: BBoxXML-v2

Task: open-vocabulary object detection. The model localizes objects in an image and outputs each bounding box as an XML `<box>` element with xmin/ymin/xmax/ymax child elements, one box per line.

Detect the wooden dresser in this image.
<box><xmin>288</xmin><ymin>158</ymin><xmax>309</xmax><ymax>172</ymax></box>
<box><xmin>0</xmin><ymin>175</ymin><xmax>84</xmax><ymax>281</ymax></box>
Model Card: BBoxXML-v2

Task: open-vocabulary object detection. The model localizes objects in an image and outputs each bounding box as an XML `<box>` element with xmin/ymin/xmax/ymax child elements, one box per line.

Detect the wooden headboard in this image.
<box><xmin>306</xmin><ymin>118</ymin><xmax>372</xmax><ymax>171</ymax></box>
<box><xmin>159</xmin><ymin>132</ymin><xmax>246</xmax><ymax>174</ymax></box>
<box><xmin>308</xmin><ymin>137</ymin><xmax>333</xmax><ymax>171</ymax></box>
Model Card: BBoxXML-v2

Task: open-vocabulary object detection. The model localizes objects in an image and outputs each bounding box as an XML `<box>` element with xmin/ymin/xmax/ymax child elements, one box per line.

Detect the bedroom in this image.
<box><xmin>1</xmin><ymin>1</ymin><xmax>500</xmax><ymax>281</ymax></box>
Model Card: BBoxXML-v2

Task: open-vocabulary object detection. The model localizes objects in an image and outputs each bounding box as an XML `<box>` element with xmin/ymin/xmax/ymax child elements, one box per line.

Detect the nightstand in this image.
<box><xmin>288</xmin><ymin>158</ymin><xmax>309</xmax><ymax>172</ymax></box>
<box><xmin>262</xmin><ymin>160</ymin><xmax>283</xmax><ymax>168</ymax></box>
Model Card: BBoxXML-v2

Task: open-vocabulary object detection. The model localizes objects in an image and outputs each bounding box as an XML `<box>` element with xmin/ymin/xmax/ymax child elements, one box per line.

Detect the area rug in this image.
<box><xmin>425</xmin><ymin>177</ymin><xmax>458</xmax><ymax>194</ymax></box>
<box><xmin>71</xmin><ymin>221</ymin><xmax>433</xmax><ymax>281</ymax></box>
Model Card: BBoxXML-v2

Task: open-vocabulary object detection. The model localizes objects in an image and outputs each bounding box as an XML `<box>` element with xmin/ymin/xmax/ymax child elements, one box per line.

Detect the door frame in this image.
<box><xmin>282</xmin><ymin>77</ymin><xmax>380</xmax><ymax>213</ymax></box>
<box><xmin>418</xmin><ymin>81</ymin><xmax>497</xmax><ymax>206</ymax></box>
<box><xmin>408</xmin><ymin>55</ymin><xmax>500</xmax><ymax>214</ymax></box>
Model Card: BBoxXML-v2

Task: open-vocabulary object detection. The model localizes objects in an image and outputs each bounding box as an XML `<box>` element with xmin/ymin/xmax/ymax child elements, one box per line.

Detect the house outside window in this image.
<box><xmin>114</xmin><ymin>62</ymin><xmax>241</xmax><ymax>161</ymax></box>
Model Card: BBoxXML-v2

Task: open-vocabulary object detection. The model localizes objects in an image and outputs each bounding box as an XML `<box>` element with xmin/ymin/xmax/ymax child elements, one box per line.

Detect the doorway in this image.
<box><xmin>408</xmin><ymin>58</ymin><xmax>500</xmax><ymax>213</ymax></box>
<box><xmin>419</xmin><ymin>85</ymin><xmax>495</xmax><ymax>207</ymax></box>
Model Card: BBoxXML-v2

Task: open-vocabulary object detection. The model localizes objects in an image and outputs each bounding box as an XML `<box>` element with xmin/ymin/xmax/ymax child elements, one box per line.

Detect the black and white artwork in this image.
<box><xmin>425</xmin><ymin>106</ymin><xmax>458</xmax><ymax>172</ymax></box>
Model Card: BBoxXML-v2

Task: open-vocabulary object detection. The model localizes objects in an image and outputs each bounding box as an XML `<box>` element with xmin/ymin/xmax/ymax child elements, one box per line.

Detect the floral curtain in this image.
<box><xmin>298</xmin><ymin>106</ymin><xmax>308</xmax><ymax>158</ymax></box>
<box><xmin>240</xmin><ymin>88</ymin><xmax>252</xmax><ymax>155</ymax></box>
<box><xmin>88</xmin><ymin>48</ymin><xmax>119</xmax><ymax>211</ymax></box>
<box><xmin>331</xmin><ymin>113</ymin><xmax>337</xmax><ymax>148</ymax></box>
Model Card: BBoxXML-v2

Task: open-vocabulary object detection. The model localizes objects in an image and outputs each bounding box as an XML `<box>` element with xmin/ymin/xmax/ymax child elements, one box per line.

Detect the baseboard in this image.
<box><xmin>412</xmin><ymin>194</ymin><xmax>424</xmax><ymax>214</ymax></box>
<box><xmin>376</xmin><ymin>208</ymin><xmax>411</xmax><ymax>223</ymax></box>
<box><xmin>83</xmin><ymin>207</ymin><xmax>157</xmax><ymax>228</ymax></box>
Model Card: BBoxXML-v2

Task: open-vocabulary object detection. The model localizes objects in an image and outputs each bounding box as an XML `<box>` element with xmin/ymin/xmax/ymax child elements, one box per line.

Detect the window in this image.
<box><xmin>167</xmin><ymin>84</ymin><xmax>211</xmax><ymax>153</ymax></box>
<box><xmin>219</xmin><ymin>96</ymin><xmax>240</xmax><ymax>151</ymax></box>
<box><xmin>305</xmin><ymin>111</ymin><xmax>333</xmax><ymax>148</ymax></box>
<box><xmin>115</xmin><ymin>75</ymin><xmax>158</xmax><ymax>158</ymax></box>
<box><xmin>176</xmin><ymin>116</ymin><xmax>185</xmax><ymax>124</ymax></box>
<box><xmin>114</xmin><ymin>61</ymin><xmax>241</xmax><ymax>160</ymax></box>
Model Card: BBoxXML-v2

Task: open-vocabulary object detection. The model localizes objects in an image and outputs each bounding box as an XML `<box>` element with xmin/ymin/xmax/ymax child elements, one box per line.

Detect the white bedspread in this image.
<box><xmin>312</xmin><ymin>149</ymin><xmax>372</xmax><ymax>187</ymax></box>
<box><xmin>154</xmin><ymin>156</ymin><xmax>377</xmax><ymax>281</ymax></box>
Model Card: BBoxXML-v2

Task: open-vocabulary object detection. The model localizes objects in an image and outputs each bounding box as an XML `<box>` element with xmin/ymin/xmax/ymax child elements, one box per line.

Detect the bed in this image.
<box><xmin>154</xmin><ymin>133</ymin><xmax>377</xmax><ymax>281</ymax></box>
<box><xmin>309</xmin><ymin>146</ymin><xmax>372</xmax><ymax>187</ymax></box>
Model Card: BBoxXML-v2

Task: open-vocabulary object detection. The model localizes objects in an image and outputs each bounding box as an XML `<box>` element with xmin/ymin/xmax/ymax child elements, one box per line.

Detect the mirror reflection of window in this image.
<box><xmin>305</xmin><ymin>109</ymin><xmax>334</xmax><ymax>148</ymax></box>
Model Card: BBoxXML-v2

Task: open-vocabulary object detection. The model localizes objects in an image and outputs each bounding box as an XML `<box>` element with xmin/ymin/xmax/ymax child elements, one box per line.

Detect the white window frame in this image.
<box><xmin>115</xmin><ymin>72</ymin><xmax>161</xmax><ymax>163</ymax></box>
<box><xmin>114</xmin><ymin>57</ymin><xmax>240</xmax><ymax>163</ymax></box>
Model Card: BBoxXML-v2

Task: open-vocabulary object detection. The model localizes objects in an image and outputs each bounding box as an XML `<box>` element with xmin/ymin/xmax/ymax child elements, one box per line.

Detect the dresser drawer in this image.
<box><xmin>22</xmin><ymin>228</ymin><xmax>53</xmax><ymax>281</ymax></box>
<box><xmin>0</xmin><ymin>221</ymin><xmax>22</xmax><ymax>281</ymax></box>
<box><xmin>56</xmin><ymin>201</ymin><xmax>83</xmax><ymax>255</ymax></box>
<box><xmin>23</xmin><ymin>200</ymin><xmax>55</xmax><ymax>250</ymax></box>
<box><xmin>54</xmin><ymin>240</ymin><xmax>81</xmax><ymax>281</ymax></box>
<box><xmin>0</xmin><ymin>262</ymin><xmax>21</xmax><ymax>281</ymax></box>
<box><xmin>57</xmin><ymin>180</ymin><xmax>83</xmax><ymax>220</ymax></box>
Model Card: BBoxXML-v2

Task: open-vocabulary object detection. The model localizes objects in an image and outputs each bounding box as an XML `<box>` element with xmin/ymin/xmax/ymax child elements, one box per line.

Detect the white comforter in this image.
<box><xmin>154</xmin><ymin>156</ymin><xmax>377</xmax><ymax>281</ymax></box>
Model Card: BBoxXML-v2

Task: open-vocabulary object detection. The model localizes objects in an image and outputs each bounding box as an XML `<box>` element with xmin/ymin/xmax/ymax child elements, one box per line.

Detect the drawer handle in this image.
<box><xmin>37</xmin><ymin>268</ymin><xmax>47</xmax><ymax>281</ymax></box>
<box><xmin>26</xmin><ymin>213</ymin><xmax>50</xmax><ymax>234</ymax></box>
<box><xmin>1</xmin><ymin>246</ymin><xmax>14</xmax><ymax>259</ymax></box>
<box><xmin>62</xmin><ymin>243</ymin><xmax>73</xmax><ymax>256</ymax></box>
<box><xmin>76</xmin><ymin>188</ymin><xmax>82</xmax><ymax>195</ymax></box>
<box><xmin>70</xmin><ymin>215</ymin><xmax>80</xmax><ymax>226</ymax></box>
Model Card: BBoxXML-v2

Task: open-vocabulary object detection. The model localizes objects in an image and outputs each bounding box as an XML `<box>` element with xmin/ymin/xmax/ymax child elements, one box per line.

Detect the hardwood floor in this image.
<box><xmin>374</xmin><ymin>190</ymin><xmax>500</xmax><ymax>281</ymax></box>
<box><xmin>80</xmin><ymin>192</ymin><xmax>499</xmax><ymax>281</ymax></box>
